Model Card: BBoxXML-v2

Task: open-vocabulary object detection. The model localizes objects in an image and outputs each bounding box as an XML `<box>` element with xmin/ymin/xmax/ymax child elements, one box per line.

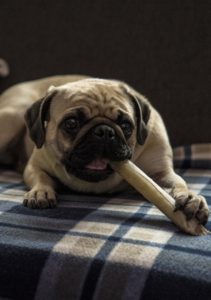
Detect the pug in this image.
<box><xmin>0</xmin><ymin>75</ymin><xmax>209</xmax><ymax>224</ymax></box>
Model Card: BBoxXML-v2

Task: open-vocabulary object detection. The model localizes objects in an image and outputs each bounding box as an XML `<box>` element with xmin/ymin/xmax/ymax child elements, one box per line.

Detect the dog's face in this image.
<box><xmin>25</xmin><ymin>78</ymin><xmax>150</xmax><ymax>183</ymax></box>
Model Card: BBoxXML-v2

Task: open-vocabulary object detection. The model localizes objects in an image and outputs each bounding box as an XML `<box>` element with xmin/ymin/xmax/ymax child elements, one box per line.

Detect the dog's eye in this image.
<box><xmin>63</xmin><ymin>118</ymin><xmax>79</xmax><ymax>131</ymax></box>
<box><xmin>120</xmin><ymin>121</ymin><xmax>133</xmax><ymax>137</ymax></box>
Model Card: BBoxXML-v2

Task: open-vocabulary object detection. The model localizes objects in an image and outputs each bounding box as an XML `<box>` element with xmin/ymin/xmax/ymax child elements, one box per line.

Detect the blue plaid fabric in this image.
<box><xmin>174</xmin><ymin>144</ymin><xmax>211</xmax><ymax>169</ymax></box>
<box><xmin>0</xmin><ymin>144</ymin><xmax>211</xmax><ymax>300</ymax></box>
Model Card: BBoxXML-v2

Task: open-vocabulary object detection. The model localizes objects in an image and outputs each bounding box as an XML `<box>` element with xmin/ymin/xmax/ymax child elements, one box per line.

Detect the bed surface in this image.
<box><xmin>0</xmin><ymin>145</ymin><xmax>211</xmax><ymax>300</ymax></box>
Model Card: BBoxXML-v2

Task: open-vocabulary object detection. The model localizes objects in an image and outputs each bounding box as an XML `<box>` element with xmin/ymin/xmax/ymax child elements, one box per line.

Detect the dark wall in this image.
<box><xmin>0</xmin><ymin>0</ymin><xmax>210</xmax><ymax>146</ymax></box>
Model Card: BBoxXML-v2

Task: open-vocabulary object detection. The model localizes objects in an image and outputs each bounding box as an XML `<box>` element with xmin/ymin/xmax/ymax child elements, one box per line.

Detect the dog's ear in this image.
<box><xmin>131</xmin><ymin>94</ymin><xmax>151</xmax><ymax>145</ymax></box>
<box><xmin>25</xmin><ymin>90</ymin><xmax>57</xmax><ymax>148</ymax></box>
<box><xmin>121</xmin><ymin>84</ymin><xmax>151</xmax><ymax>145</ymax></box>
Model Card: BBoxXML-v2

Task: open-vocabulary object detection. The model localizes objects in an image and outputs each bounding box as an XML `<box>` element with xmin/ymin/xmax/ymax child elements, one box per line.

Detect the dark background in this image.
<box><xmin>0</xmin><ymin>0</ymin><xmax>210</xmax><ymax>146</ymax></box>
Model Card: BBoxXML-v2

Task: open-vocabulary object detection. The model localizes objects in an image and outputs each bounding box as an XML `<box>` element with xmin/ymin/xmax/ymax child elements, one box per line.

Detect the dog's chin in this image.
<box><xmin>66</xmin><ymin>158</ymin><xmax>114</xmax><ymax>182</ymax></box>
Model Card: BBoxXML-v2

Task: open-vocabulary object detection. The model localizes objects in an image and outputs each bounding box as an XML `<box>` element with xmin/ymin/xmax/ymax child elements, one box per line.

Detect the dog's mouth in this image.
<box><xmin>63</xmin><ymin>123</ymin><xmax>132</xmax><ymax>182</ymax></box>
<box><xmin>69</xmin><ymin>158</ymin><xmax>114</xmax><ymax>182</ymax></box>
<box><xmin>85</xmin><ymin>158</ymin><xmax>110</xmax><ymax>171</ymax></box>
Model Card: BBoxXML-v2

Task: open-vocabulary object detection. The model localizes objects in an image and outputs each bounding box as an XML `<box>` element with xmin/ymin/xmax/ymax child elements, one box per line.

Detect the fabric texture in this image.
<box><xmin>0</xmin><ymin>144</ymin><xmax>211</xmax><ymax>300</ymax></box>
<box><xmin>174</xmin><ymin>144</ymin><xmax>211</xmax><ymax>169</ymax></box>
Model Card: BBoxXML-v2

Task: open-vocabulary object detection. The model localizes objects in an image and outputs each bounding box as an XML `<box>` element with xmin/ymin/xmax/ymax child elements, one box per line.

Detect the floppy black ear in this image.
<box><xmin>131</xmin><ymin>95</ymin><xmax>151</xmax><ymax>145</ymax></box>
<box><xmin>24</xmin><ymin>91</ymin><xmax>57</xmax><ymax>148</ymax></box>
<box><xmin>121</xmin><ymin>84</ymin><xmax>151</xmax><ymax>145</ymax></box>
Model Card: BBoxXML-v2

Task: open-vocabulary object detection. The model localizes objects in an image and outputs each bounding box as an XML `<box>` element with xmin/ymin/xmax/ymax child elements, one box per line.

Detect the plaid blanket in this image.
<box><xmin>0</xmin><ymin>144</ymin><xmax>211</xmax><ymax>300</ymax></box>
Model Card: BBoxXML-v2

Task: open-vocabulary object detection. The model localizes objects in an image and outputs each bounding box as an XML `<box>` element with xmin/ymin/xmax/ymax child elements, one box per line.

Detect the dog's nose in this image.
<box><xmin>93</xmin><ymin>125</ymin><xmax>115</xmax><ymax>140</ymax></box>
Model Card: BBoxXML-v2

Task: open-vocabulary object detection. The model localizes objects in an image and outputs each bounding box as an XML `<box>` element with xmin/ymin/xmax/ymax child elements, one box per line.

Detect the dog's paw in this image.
<box><xmin>172</xmin><ymin>190</ymin><xmax>209</xmax><ymax>225</ymax></box>
<box><xmin>23</xmin><ymin>188</ymin><xmax>57</xmax><ymax>209</ymax></box>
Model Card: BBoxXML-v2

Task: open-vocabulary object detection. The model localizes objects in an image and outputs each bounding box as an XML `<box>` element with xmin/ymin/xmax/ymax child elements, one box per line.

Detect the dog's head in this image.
<box><xmin>25</xmin><ymin>78</ymin><xmax>150</xmax><ymax>183</ymax></box>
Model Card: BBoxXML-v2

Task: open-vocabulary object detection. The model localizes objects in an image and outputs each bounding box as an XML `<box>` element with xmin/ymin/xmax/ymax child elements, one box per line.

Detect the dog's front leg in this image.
<box><xmin>153</xmin><ymin>169</ymin><xmax>209</xmax><ymax>225</ymax></box>
<box><xmin>23</xmin><ymin>162</ymin><xmax>57</xmax><ymax>209</ymax></box>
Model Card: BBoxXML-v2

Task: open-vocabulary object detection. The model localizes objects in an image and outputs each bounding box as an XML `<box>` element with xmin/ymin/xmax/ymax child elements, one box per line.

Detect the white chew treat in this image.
<box><xmin>111</xmin><ymin>160</ymin><xmax>209</xmax><ymax>236</ymax></box>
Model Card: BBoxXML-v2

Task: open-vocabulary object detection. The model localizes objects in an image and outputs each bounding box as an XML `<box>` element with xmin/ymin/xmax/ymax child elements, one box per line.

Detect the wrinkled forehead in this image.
<box><xmin>49</xmin><ymin>79</ymin><xmax>134</xmax><ymax>120</ymax></box>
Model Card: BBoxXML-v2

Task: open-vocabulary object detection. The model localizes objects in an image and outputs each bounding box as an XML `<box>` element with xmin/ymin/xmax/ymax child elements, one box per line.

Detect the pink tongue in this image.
<box><xmin>85</xmin><ymin>159</ymin><xmax>109</xmax><ymax>170</ymax></box>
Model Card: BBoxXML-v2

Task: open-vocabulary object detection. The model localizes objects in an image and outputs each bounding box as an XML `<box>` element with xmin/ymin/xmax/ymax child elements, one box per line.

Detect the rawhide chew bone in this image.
<box><xmin>110</xmin><ymin>160</ymin><xmax>209</xmax><ymax>236</ymax></box>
